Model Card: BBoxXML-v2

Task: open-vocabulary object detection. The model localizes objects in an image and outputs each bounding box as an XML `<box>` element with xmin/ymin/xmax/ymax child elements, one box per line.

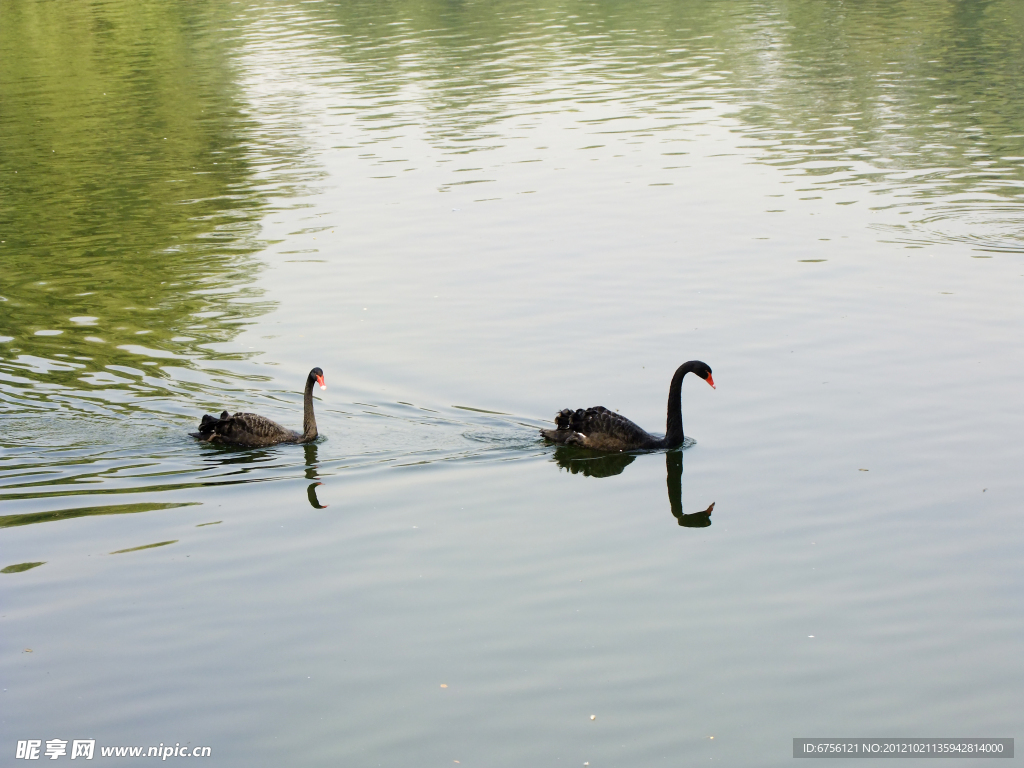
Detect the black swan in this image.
<box><xmin>191</xmin><ymin>367</ymin><xmax>325</xmax><ymax>447</ymax></box>
<box><xmin>541</xmin><ymin>360</ymin><xmax>713</xmax><ymax>451</ymax></box>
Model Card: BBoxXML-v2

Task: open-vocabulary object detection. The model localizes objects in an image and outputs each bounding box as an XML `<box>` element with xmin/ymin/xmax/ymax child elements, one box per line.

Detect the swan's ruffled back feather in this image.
<box><xmin>191</xmin><ymin>411</ymin><xmax>301</xmax><ymax>447</ymax></box>
<box><xmin>541</xmin><ymin>406</ymin><xmax>660</xmax><ymax>451</ymax></box>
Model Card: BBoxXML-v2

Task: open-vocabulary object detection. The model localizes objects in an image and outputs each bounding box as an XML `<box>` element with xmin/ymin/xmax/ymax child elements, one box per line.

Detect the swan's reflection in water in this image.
<box><xmin>665</xmin><ymin>451</ymin><xmax>714</xmax><ymax>528</ymax></box>
<box><xmin>304</xmin><ymin>443</ymin><xmax>327</xmax><ymax>509</ymax></box>
<box><xmin>196</xmin><ymin>441</ymin><xmax>328</xmax><ymax>509</ymax></box>
<box><xmin>552</xmin><ymin>447</ymin><xmax>714</xmax><ymax>528</ymax></box>
<box><xmin>552</xmin><ymin>447</ymin><xmax>636</xmax><ymax>478</ymax></box>
<box><xmin>200</xmin><ymin>445</ymin><xmax>274</xmax><ymax>465</ymax></box>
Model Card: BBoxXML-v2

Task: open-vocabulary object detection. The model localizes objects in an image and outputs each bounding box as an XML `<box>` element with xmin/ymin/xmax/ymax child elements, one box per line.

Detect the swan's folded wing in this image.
<box><xmin>221</xmin><ymin>412</ymin><xmax>294</xmax><ymax>442</ymax></box>
<box><xmin>574</xmin><ymin>406</ymin><xmax>652</xmax><ymax>445</ymax></box>
<box><xmin>191</xmin><ymin>411</ymin><xmax>296</xmax><ymax>445</ymax></box>
<box><xmin>541</xmin><ymin>406</ymin><xmax>656</xmax><ymax>450</ymax></box>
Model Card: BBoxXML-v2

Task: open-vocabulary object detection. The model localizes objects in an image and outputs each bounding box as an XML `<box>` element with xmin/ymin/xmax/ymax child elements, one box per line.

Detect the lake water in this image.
<box><xmin>2</xmin><ymin>0</ymin><xmax>1023</xmax><ymax>765</ymax></box>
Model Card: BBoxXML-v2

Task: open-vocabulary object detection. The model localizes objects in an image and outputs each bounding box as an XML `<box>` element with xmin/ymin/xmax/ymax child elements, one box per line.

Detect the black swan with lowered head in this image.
<box><xmin>191</xmin><ymin>367</ymin><xmax>326</xmax><ymax>447</ymax></box>
<box><xmin>541</xmin><ymin>360</ymin><xmax>714</xmax><ymax>451</ymax></box>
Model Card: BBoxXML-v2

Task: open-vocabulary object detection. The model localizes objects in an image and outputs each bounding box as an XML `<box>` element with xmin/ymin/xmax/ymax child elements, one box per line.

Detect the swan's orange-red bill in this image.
<box><xmin>316</xmin><ymin>375</ymin><xmax>326</xmax><ymax>390</ymax></box>
<box><xmin>706</xmin><ymin>374</ymin><xmax>715</xmax><ymax>389</ymax></box>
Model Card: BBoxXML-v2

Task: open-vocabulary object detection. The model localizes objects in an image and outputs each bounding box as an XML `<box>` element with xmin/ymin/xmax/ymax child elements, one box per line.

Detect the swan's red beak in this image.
<box><xmin>706</xmin><ymin>374</ymin><xmax>715</xmax><ymax>389</ymax></box>
<box><xmin>316</xmin><ymin>374</ymin><xmax>326</xmax><ymax>390</ymax></box>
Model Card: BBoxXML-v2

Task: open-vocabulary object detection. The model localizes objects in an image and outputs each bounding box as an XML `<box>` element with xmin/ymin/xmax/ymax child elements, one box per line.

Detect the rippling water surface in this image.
<box><xmin>3</xmin><ymin>1</ymin><xmax>1023</xmax><ymax>765</ymax></box>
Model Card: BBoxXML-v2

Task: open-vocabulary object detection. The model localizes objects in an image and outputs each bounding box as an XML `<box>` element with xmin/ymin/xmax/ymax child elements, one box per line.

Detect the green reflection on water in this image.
<box><xmin>731</xmin><ymin>0</ymin><xmax>1024</xmax><ymax>250</ymax></box>
<box><xmin>0</xmin><ymin>501</ymin><xmax>199</xmax><ymax>529</ymax></box>
<box><xmin>304</xmin><ymin>0</ymin><xmax>1024</xmax><ymax>250</ymax></box>
<box><xmin>2</xmin><ymin>0</ymin><xmax>1023</xmax><ymax>516</ymax></box>
<box><xmin>110</xmin><ymin>539</ymin><xmax>178</xmax><ymax>555</ymax></box>
<box><xmin>0</xmin><ymin>0</ymin><xmax>271</xmax><ymax>404</ymax></box>
<box><xmin>1</xmin><ymin>561</ymin><xmax>46</xmax><ymax>573</ymax></box>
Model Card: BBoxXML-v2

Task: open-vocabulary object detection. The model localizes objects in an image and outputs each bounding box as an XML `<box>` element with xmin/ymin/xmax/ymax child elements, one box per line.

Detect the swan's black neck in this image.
<box><xmin>664</xmin><ymin>362</ymin><xmax>696</xmax><ymax>448</ymax></box>
<box><xmin>302</xmin><ymin>373</ymin><xmax>318</xmax><ymax>441</ymax></box>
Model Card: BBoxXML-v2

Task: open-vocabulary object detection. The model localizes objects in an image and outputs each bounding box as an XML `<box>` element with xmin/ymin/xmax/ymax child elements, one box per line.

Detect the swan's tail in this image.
<box><xmin>190</xmin><ymin>411</ymin><xmax>230</xmax><ymax>439</ymax></box>
<box><xmin>540</xmin><ymin>409</ymin><xmax>587</xmax><ymax>444</ymax></box>
<box><xmin>554</xmin><ymin>408</ymin><xmax>575</xmax><ymax>430</ymax></box>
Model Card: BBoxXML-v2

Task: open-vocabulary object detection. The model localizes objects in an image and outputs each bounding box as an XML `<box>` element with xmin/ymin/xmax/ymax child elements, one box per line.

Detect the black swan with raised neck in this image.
<box><xmin>191</xmin><ymin>367</ymin><xmax>325</xmax><ymax>447</ymax></box>
<box><xmin>541</xmin><ymin>360</ymin><xmax>714</xmax><ymax>451</ymax></box>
